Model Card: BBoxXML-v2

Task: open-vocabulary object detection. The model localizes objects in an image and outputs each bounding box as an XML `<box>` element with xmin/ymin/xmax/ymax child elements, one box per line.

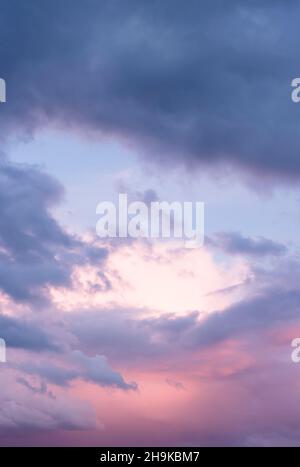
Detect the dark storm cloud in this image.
<box><xmin>207</xmin><ymin>232</ymin><xmax>287</xmax><ymax>257</ymax></box>
<box><xmin>0</xmin><ymin>161</ymin><xmax>108</xmax><ymax>303</ymax></box>
<box><xmin>1</xmin><ymin>0</ymin><xmax>300</xmax><ymax>181</ymax></box>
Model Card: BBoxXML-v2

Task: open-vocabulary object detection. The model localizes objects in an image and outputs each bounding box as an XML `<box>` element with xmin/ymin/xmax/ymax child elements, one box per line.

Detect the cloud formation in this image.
<box><xmin>1</xmin><ymin>0</ymin><xmax>300</xmax><ymax>447</ymax></box>
<box><xmin>0</xmin><ymin>313</ymin><xmax>57</xmax><ymax>351</ymax></box>
<box><xmin>207</xmin><ymin>232</ymin><xmax>287</xmax><ymax>257</ymax></box>
<box><xmin>0</xmin><ymin>161</ymin><xmax>108</xmax><ymax>303</ymax></box>
<box><xmin>17</xmin><ymin>351</ymin><xmax>137</xmax><ymax>390</ymax></box>
<box><xmin>1</xmin><ymin>1</ymin><xmax>300</xmax><ymax>181</ymax></box>
<box><xmin>0</xmin><ymin>371</ymin><xmax>98</xmax><ymax>432</ymax></box>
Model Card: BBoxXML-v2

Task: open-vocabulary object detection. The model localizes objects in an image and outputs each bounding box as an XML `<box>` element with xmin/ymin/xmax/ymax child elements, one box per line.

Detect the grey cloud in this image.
<box><xmin>0</xmin><ymin>161</ymin><xmax>108</xmax><ymax>303</ymax></box>
<box><xmin>0</xmin><ymin>371</ymin><xmax>98</xmax><ymax>432</ymax></box>
<box><xmin>0</xmin><ymin>313</ymin><xmax>58</xmax><ymax>351</ymax></box>
<box><xmin>188</xmin><ymin>289</ymin><xmax>300</xmax><ymax>348</ymax></box>
<box><xmin>18</xmin><ymin>361</ymin><xmax>77</xmax><ymax>387</ymax></box>
<box><xmin>69</xmin><ymin>308</ymin><xmax>203</xmax><ymax>360</ymax></box>
<box><xmin>207</xmin><ymin>232</ymin><xmax>287</xmax><ymax>257</ymax></box>
<box><xmin>72</xmin><ymin>350</ymin><xmax>137</xmax><ymax>390</ymax></box>
<box><xmin>18</xmin><ymin>351</ymin><xmax>137</xmax><ymax>390</ymax></box>
<box><xmin>17</xmin><ymin>378</ymin><xmax>55</xmax><ymax>399</ymax></box>
<box><xmin>1</xmin><ymin>1</ymin><xmax>300</xmax><ymax>181</ymax></box>
<box><xmin>166</xmin><ymin>379</ymin><xmax>185</xmax><ymax>391</ymax></box>
<box><xmin>70</xmin><ymin>308</ymin><xmax>174</xmax><ymax>359</ymax></box>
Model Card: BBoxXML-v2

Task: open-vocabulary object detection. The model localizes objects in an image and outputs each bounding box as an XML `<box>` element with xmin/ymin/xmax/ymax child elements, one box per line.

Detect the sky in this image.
<box><xmin>1</xmin><ymin>0</ymin><xmax>300</xmax><ymax>447</ymax></box>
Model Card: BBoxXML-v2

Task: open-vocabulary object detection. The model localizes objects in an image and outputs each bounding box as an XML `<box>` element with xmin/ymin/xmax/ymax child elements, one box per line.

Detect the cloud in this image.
<box><xmin>72</xmin><ymin>351</ymin><xmax>137</xmax><ymax>390</ymax></box>
<box><xmin>207</xmin><ymin>232</ymin><xmax>287</xmax><ymax>257</ymax></box>
<box><xmin>0</xmin><ymin>244</ymin><xmax>299</xmax><ymax>445</ymax></box>
<box><xmin>0</xmin><ymin>370</ymin><xmax>98</xmax><ymax>432</ymax></box>
<box><xmin>0</xmin><ymin>313</ymin><xmax>58</xmax><ymax>351</ymax></box>
<box><xmin>0</xmin><ymin>161</ymin><xmax>108</xmax><ymax>303</ymax></box>
<box><xmin>165</xmin><ymin>379</ymin><xmax>185</xmax><ymax>391</ymax></box>
<box><xmin>52</xmin><ymin>240</ymin><xmax>248</xmax><ymax>313</ymax></box>
<box><xmin>188</xmin><ymin>288</ymin><xmax>300</xmax><ymax>349</ymax></box>
<box><xmin>3</xmin><ymin>1</ymin><xmax>300</xmax><ymax>446</ymax></box>
<box><xmin>68</xmin><ymin>255</ymin><xmax>300</xmax><ymax>360</ymax></box>
<box><xmin>1</xmin><ymin>1</ymin><xmax>300</xmax><ymax>182</ymax></box>
<box><xmin>17</xmin><ymin>350</ymin><xmax>137</xmax><ymax>390</ymax></box>
<box><xmin>69</xmin><ymin>308</ymin><xmax>198</xmax><ymax>360</ymax></box>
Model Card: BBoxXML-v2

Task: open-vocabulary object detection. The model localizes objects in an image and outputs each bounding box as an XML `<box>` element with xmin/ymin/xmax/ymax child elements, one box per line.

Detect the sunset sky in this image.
<box><xmin>1</xmin><ymin>0</ymin><xmax>300</xmax><ymax>447</ymax></box>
